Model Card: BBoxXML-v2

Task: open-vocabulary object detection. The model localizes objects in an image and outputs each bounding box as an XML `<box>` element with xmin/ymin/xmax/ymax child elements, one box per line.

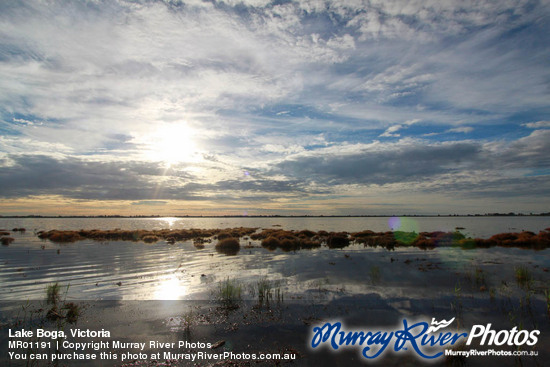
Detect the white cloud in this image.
<box><xmin>447</xmin><ymin>127</ymin><xmax>474</xmax><ymax>133</ymax></box>
<box><xmin>0</xmin><ymin>0</ymin><xmax>549</xmax><ymax>214</ymax></box>
<box><xmin>523</xmin><ymin>121</ymin><xmax>550</xmax><ymax>129</ymax></box>
<box><xmin>379</xmin><ymin>119</ymin><xmax>420</xmax><ymax>137</ymax></box>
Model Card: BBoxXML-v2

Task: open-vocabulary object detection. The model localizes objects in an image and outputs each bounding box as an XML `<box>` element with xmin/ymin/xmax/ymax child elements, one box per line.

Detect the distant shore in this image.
<box><xmin>1</xmin><ymin>212</ymin><xmax>549</xmax><ymax>218</ymax></box>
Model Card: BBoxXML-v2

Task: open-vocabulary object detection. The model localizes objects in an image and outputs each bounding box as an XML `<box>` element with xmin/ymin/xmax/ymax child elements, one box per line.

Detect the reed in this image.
<box><xmin>217</xmin><ymin>278</ymin><xmax>242</xmax><ymax>309</ymax></box>
<box><xmin>514</xmin><ymin>266</ymin><xmax>532</xmax><ymax>287</ymax></box>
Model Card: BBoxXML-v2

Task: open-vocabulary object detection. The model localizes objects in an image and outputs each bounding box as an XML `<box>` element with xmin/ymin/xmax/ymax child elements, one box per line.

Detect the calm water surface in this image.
<box><xmin>1</xmin><ymin>217</ymin><xmax>549</xmax><ymax>301</ymax></box>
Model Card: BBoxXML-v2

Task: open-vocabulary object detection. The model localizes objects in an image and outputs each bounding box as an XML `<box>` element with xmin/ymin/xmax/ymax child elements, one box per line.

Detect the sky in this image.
<box><xmin>1</xmin><ymin>0</ymin><xmax>550</xmax><ymax>216</ymax></box>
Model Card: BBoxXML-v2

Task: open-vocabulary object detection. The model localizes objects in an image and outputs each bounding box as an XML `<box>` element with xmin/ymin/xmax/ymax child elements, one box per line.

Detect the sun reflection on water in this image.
<box><xmin>155</xmin><ymin>275</ymin><xmax>187</xmax><ymax>300</ymax></box>
<box><xmin>162</xmin><ymin>217</ymin><xmax>178</xmax><ymax>228</ymax></box>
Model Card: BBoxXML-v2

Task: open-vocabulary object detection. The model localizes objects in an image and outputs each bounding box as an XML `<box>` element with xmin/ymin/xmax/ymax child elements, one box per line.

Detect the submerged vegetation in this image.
<box><xmin>34</xmin><ymin>227</ymin><xmax>550</xmax><ymax>250</ymax></box>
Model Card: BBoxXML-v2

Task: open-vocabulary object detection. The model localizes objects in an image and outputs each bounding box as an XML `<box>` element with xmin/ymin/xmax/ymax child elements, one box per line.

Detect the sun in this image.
<box><xmin>144</xmin><ymin>122</ymin><xmax>199</xmax><ymax>165</ymax></box>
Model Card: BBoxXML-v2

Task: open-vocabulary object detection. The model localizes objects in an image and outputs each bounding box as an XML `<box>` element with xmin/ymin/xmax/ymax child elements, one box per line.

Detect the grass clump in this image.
<box><xmin>45</xmin><ymin>283</ymin><xmax>81</xmax><ymax>324</ymax></box>
<box><xmin>326</xmin><ymin>233</ymin><xmax>350</xmax><ymax>249</ymax></box>
<box><xmin>394</xmin><ymin>231</ymin><xmax>418</xmax><ymax>245</ymax></box>
<box><xmin>215</xmin><ymin>237</ymin><xmax>240</xmax><ymax>255</ymax></box>
<box><xmin>142</xmin><ymin>235</ymin><xmax>159</xmax><ymax>243</ymax></box>
<box><xmin>1</xmin><ymin>237</ymin><xmax>14</xmax><ymax>246</ymax></box>
<box><xmin>46</xmin><ymin>283</ymin><xmax>61</xmax><ymax>305</ymax></box>
<box><xmin>256</xmin><ymin>277</ymin><xmax>272</xmax><ymax>306</ymax></box>
<box><xmin>254</xmin><ymin>277</ymin><xmax>283</xmax><ymax>307</ymax></box>
<box><xmin>217</xmin><ymin>278</ymin><xmax>242</xmax><ymax>309</ymax></box>
<box><xmin>261</xmin><ymin>236</ymin><xmax>281</xmax><ymax>250</ymax></box>
<box><xmin>514</xmin><ymin>266</ymin><xmax>532</xmax><ymax>287</ymax></box>
<box><xmin>62</xmin><ymin>302</ymin><xmax>81</xmax><ymax>324</ymax></box>
<box><xmin>39</xmin><ymin>230</ymin><xmax>82</xmax><ymax>243</ymax></box>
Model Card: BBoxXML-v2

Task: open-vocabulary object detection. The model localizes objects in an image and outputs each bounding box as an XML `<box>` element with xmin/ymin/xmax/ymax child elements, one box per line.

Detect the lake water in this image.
<box><xmin>1</xmin><ymin>215</ymin><xmax>549</xmax><ymax>236</ymax></box>
<box><xmin>1</xmin><ymin>217</ymin><xmax>549</xmax><ymax>366</ymax></box>
<box><xmin>1</xmin><ymin>216</ymin><xmax>549</xmax><ymax>301</ymax></box>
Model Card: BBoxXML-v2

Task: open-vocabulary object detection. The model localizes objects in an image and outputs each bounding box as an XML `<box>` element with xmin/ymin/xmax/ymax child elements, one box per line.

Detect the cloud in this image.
<box><xmin>447</xmin><ymin>127</ymin><xmax>474</xmax><ymax>134</ymax></box>
<box><xmin>270</xmin><ymin>130</ymin><xmax>550</xmax><ymax>196</ymax></box>
<box><xmin>131</xmin><ymin>200</ymin><xmax>168</xmax><ymax>206</ymax></box>
<box><xmin>0</xmin><ymin>155</ymin><xmax>200</xmax><ymax>201</ymax></box>
<box><xmin>273</xmin><ymin>140</ymin><xmax>484</xmax><ymax>185</ymax></box>
<box><xmin>379</xmin><ymin>119</ymin><xmax>421</xmax><ymax>137</ymax></box>
<box><xmin>380</xmin><ymin>125</ymin><xmax>403</xmax><ymax>137</ymax></box>
<box><xmin>0</xmin><ymin>0</ymin><xmax>549</xmax><ymax>214</ymax></box>
<box><xmin>523</xmin><ymin>121</ymin><xmax>550</xmax><ymax>129</ymax></box>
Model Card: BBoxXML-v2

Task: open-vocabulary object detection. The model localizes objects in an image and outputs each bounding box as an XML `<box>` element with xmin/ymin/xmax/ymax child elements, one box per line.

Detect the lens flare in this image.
<box><xmin>389</xmin><ymin>217</ymin><xmax>420</xmax><ymax>245</ymax></box>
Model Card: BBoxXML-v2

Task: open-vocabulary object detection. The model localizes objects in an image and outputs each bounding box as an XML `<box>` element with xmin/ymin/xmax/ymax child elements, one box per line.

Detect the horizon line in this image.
<box><xmin>1</xmin><ymin>213</ymin><xmax>549</xmax><ymax>219</ymax></box>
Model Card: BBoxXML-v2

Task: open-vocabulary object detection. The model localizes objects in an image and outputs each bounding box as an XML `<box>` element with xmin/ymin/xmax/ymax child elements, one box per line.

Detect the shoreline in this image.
<box><xmin>1</xmin><ymin>213</ymin><xmax>550</xmax><ymax>218</ymax></box>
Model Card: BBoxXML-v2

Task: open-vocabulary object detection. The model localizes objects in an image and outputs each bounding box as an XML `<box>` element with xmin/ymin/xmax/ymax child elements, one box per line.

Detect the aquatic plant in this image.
<box><xmin>514</xmin><ymin>266</ymin><xmax>532</xmax><ymax>287</ymax></box>
<box><xmin>216</xmin><ymin>231</ymin><xmax>234</xmax><ymax>240</ymax></box>
<box><xmin>34</xmin><ymin>227</ymin><xmax>550</xmax><ymax>250</ymax></box>
<box><xmin>215</xmin><ymin>237</ymin><xmax>240</xmax><ymax>255</ymax></box>
<box><xmin>39</xmin><ymin>230</ymin><xmax>82</xmax><ymax>243</ymax></box>
<box><xmin>280</xmin><ymin>238</ymin><xmax>299</xmax><ymax>251</ymax></box>
<box><xmin>326</xmin><ymin>233</ymin><xmax>350</xmax><ymax>249</ymax></box>
<box><xmin>181</xmin><ymin>310</ymin><xmax>194</xmax><ymax>337</ymax></box>
<box><xmin>457</xmin><ymin>238</ymin><xmax>478</xmax><ymax>249</ymax></box>
<box><xmin>1</xmin><ymin>237</ymin><xmax>14</xmax><ymax>246</ymax></box>
<box><xmin>46</xmin><ymin>283</ymin><xmax>61</xmax><ymax>305</ymax></box>
<box><xmin>451</xmin><ymin>281</ymin><xmax>463</xmax><ymax>328</ymax></box>
<box><xmin>393</xmin><ymin>231</ymin><xmax>418</xmax><ymax>246</ymax></box>
<box><xmin>261</xmin><ymin>236</ymin><xmax>280</xmax><ymax>250</ymax></box>
<box><xmin>299</xmin><ymin>238</ymin><xmax>321</xmax><ymax>249</ymax></box>
<box><xmin>62</xmin><ymin>302</ymin><xmax>81</xmax><ymax>324</ymax></box>
<box><xmin>257</xmin><ymin>230</ymin><xmax>319</xmax><ymax>251</ymax></box>
<box><xmin>45</xmin><ymin>283</ymin><xmax>80</xmax><ymax>324</ymax></box>
<box><xmin>253</xmin><ymin>277</ymin><xmax>284</xmax><ymax>307</ymax></box>
<box><xmin>256</xmin><ymin>277</ymin><xmax>272</xmax><ymax>306</ymax></box>
<box><xmin>37</xmin><ymin>227</ymin><xmax>258</xmax><ymax>244</ymax></box>
<box><xmin>142</xmin><ymin>235</ymin><xmax>159</xmax><ymax>243</ymax></box>
<box><xmin>193</xmin><ymin>238</ymin><xmax>206</xmax><ymax>249</ymax></box>
<box><xmin>484</xmin><ymin>230</ymin><xmax>550</xmax><ymax>249</ymax></box>
<box><xmin>217</xmin><ymin>278</ymin><xmax>242</xmax><ymax>309</ymax></box>
<box><xmin>297</xmin><ymin>229</ymin><xmax>316</xmax><ymax>238</ymax></box>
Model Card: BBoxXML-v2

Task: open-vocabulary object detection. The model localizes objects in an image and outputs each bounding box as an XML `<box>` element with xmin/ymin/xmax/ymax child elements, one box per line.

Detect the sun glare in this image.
<box><xmin>155</xmin><ymin>275</ymin><xmax>187</xmax><ymax>300</ymax></box>
<box><xmin>145</xmin><ymin>123</ymin><xmax>199</xmax><ymax>165</ymax></box>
